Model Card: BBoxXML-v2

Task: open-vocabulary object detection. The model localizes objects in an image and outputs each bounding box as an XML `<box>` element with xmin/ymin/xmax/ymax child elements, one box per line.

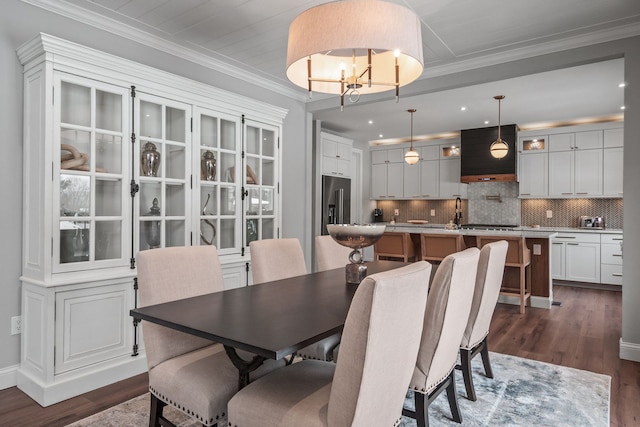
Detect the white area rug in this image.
<box><xmin>67</xmin><ymin>352</ymin><xmax>610</xmax><ymax>427</ymax></box>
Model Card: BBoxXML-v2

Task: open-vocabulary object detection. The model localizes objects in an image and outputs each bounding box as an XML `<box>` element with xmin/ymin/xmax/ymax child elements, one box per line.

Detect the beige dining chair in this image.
<box><xmin>137</xmin><ymin>245</ymin><xmax>283</xmax><ymax>427</ymax></box>
<box><xmin>458</xmin><ymin>240</ymin><xmax>509</xmax><ymax>401</ymax></box>
<box><xmin>250</xmin><ymin>237</ymin><xmax>340</xmax><ymax>361</ymax></box>
<box><xmin>403</xmin><ymin>247</ymin><xmax>480</xmax><ymax>427</ymax></box>
<box><xmin>315</xmin><ymin>234</ymin><xmax>352</xmax><ymax>271</ymax></box>
<box><xmin>227</xmin><ymin>261</ymin><xmax>432</xmax><ymax>427</ymax></box>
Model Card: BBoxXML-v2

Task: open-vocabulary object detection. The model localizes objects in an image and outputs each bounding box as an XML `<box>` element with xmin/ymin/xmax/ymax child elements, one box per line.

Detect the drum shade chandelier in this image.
<box><xmin>404</xmin><ymin>109</ymin><xmax>419</xmax><ymax>165</ymax></box>
<box><xmin>286</xmin><ymin>0</ymin><xmax>424</xmax><ymax>110</ymax></box>
<box><xmin>490</xmin><ymin>95</ymin><xmax>509</xmax><ymax>159</ymax></box>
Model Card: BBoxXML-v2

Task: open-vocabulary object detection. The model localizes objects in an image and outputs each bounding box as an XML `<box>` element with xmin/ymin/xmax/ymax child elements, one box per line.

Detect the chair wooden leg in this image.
<box><xmin>519</xmin><ymin>266</ymin><xmax>526</xmax><ymax>314</ymax></box>
<box><xmin>415</xmin><ymin>391</ymin><xmax>428</xmax><ymax>427</ymax></box>
<box><xmin>459</xmin><ymin>348</ymin><xmax>476</xmax><ymax>401</ymax></box>
<box><xmin>149</xmin><ymin>394</ymin><xmax>166</xmax><ymax>427</ymax></box>
<box><xmin>446</xmin><ymin>371</ymin><xmax>463</xmax><ymax>423</ymax></box>
<box><xmin>480</xmin><ymin>337</ymin><xmax>494</xmax><ymax>379</ymax></box>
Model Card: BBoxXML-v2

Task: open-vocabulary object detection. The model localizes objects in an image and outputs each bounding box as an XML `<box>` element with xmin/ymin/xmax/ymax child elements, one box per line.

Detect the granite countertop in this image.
<box><xmin>381</xmin><ymin>223</ymin><xmax>623</xmax><ymax>238</ymax></box>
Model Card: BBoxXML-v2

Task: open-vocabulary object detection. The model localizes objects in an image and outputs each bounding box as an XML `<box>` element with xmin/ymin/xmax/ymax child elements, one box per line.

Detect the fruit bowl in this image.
<box><xmin>326</xmin><ymin>224</ymin><xmax>386</xmax><ymax>284</ymax></box>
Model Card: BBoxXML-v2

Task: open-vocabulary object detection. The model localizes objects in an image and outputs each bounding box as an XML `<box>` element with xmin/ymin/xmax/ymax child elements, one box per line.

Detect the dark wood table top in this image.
<box><xmin>130</xmin><ymin>260</ymin><xmax>405</xmax><ymax>360</ymax></box>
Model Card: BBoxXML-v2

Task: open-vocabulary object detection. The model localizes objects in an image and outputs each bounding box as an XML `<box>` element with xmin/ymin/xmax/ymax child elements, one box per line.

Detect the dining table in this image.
<box><xmin>130</xmin><ymin>260</ymin><xmax>406</xmax><ymax>388</ymax></box>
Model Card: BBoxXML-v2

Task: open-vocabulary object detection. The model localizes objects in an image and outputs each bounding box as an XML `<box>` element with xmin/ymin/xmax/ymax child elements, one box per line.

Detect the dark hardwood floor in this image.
<box><xmin>0</xmin><ymin>285</ymin><xmax>638</xmax><ymax>426</ymax></box>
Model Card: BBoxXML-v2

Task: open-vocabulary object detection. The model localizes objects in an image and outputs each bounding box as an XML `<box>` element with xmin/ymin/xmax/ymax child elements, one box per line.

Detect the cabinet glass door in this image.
<box><xmin>54</xmin><ymin>74</ymin><xmax>130</xmax><ymax>272</ymax></box>
<box><xmin>136</xmin><ymin>93</ymin><xmax>191</xmax><ymax>251</ymax></box>
<box><xmin>194</xmin><ymin>107</ymin><xmax>242</xmax><ymax>254</ymax></box>
<box><xmin>244</xmin><ymin>119</ymin><xmax>279</xmax><ymax>246</ymax></box>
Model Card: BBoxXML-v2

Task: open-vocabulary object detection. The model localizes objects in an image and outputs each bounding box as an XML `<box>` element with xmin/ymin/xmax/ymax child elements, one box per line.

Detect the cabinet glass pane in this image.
<box><xmin>95</xmin><ymin>90</ymin><xmax>122</xmax><ymax>132</ymax></box>
<box><xmin>200</xmin><ymin>186</ymin><xmax>218</xmax><ymax>215</ymax></box>
<box><xmin>96</xmin><ymin>134</ymin><xmax>122</xmax><ymax>174</ymax></box>
<box><xmin>246</xmin><ymin>157</ymin><xmax>260</xmax><ymax>184</ymax></box>
<box><xmin>220</xmin><ymin>186</ymin><xmax>236</xmax><ymax>215</ymax></box>
<box><xmin>139</xmin><ymin>182</ymin><xmax>162</xmax><ymax>216</ymax></box>
<box><xmin>523</xmin><ymin>138</ymin><xmax>545</xmax><ymax>151</ymax></box>
<box><xmin>221</xmin><ymin>119</ymin><xmax>236</xmax><ymax>150</ymax></box>
<box><xmin>441</xmin><ymin>145</ymin><xmax>460</xmax><ymax>157</ymax></box>
<box><xmin>220</xmin><ymin>153</ymin><xmax>237</xmax><ymax>183</ymax></box>
<box><xmin>246</xmin><ymin>126</ymin><xmax>259</xmax><ymax>155</ymax></box>
<box><xmin>261</xmin><ymin>189</ymin><xmax>274</xmax><ymax>215</ymax></box>
<box><xmin>140</xmin><ymin>218</ymin><xmax>161</xmax><ymax>250</ymax></box>
<box><xmin>95</xmin><ymin>220</ymin><xmax>121</xmax><ymax>260</ymax></box>
<box><xmin>140</xmin><ymin>101</ymin><xmax>162</xmax><ymax>139</ymax></box>
<box><xmin>201</xmin><ymin>115</ymin><xmax>218</xmax><ymax>148</ymax></box>
<box><xmin>60</xmin><ymin>174</ymin><xmax>90</xmax><ymax>216</ymax></box>
<box><xmin>166</xmin><ymin>144</ymin><xmax>186</xmax><ymax>179</ymax></box>
<box><xmin>262</xmin><ymin>218</ymin><xmax>274</xmax><ymax>239</ymax></box>
<box><xmin>247</xmin><ymin>188</ymin><xmax>260</xmax><ymax>215</ymax></box>
<box><xmin>166</xmin><ymin>107</ymin><xmax>186</xmax><ymax>143</ymax></box>
<box><xmin>200</xmin><ymin>218</ymin><xmax>217</xmax><ymax>246</ymax></box>
<box><xmin>60</xmin><ymin>221</ymin><xmax>90</xmax><ymax>263</ymax></box>
<box><xmin>219</xmin><ymin>219</ymin><xmax>235</xmax><ymax>249</ymax></box>
<box><xmin>166</xmin><ymin>183</ymin><xmax>185</xmax><ymax>216</ymax></box>
<box><xmin>95</xmin><ymin>179</ymin><xmax>121</xmax><ymax>216</ymax></box>
<box><xmin>61</xmin><ymin>129</ymin><xmax>91</xmax><ymax>172</ymax></box>
<box><xmin>262</xmin><ymin>129</ymin><xmax>275</xmax><ymax>157</ymax></box>
<box><xmin>262</xmin><ymin>158</ymin><xmax>274</xmax><ymax>186</ymax></box>
<box><xmin>61</xmin><ymin>82</ymin><xmax>91</xmax><ymax>127</ymax></box>
<box><xmin>246</xmin><ymin>218</ymin><xmax>258</xmax><ymax>246</ymax></box>
<box><xmin>166</xmin><ymin>220</ymin><xmax>185</xmax><ymax>247</ymax></box>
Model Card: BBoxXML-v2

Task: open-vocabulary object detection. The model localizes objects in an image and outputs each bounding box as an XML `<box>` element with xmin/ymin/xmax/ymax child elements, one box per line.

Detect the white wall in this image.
<box><xmin>0</xmin><ymin>0</ymin><xmax>310</xmax><ymax>374</ymax></box>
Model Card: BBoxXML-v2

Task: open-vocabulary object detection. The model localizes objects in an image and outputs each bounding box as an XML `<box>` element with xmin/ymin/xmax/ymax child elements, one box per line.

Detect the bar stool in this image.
<box><xmin>374</xmin><ymin>232</ymin><xmax>416</xmax><ymax>262</ymax></box>
<box><xmin>477</xmin><ymin>235</ymin><xmax>531</xmax><ymax>314</ymax></box>
<box><xmin>420</xmin><ymin>233</ymin><xmax>465</xmax><ymax>263</ymax></box>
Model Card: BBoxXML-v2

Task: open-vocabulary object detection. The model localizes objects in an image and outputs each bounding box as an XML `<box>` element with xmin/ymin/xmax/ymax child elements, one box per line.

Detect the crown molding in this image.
<box><xmin>20</xmin><ymin>0</ymin><xmax>307</xmax><ymax>103</ymax></box>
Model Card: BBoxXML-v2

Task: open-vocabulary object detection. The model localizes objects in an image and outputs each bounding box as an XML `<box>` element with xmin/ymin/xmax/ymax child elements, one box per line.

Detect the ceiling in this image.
<box><xmin>35</xmin><ymin>0</ymin><xmax>640</xmax><ymax>143</ymax></box>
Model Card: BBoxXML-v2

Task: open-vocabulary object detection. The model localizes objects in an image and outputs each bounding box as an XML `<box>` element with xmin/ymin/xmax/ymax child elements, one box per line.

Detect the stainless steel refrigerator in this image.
<box><xmin>321</xmin><ymin>175</ymin><xmax>351</xmax><ymax>235</ymax></box>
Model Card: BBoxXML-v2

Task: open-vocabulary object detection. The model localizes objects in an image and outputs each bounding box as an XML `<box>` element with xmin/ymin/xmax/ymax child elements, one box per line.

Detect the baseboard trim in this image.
<box><xmin>619</xmin><ymin>338</ymin><xmax>640</xmax><ymax>362</ymax></box>
<box><xmin>0</xmin><ymin>364</ymin><xmax>19</xmax><ymax>390</ymax></box>
<box><xmin>17</xmin><ymin>355</ymin><xmax>148</xmax><ymax>407</ymax></box>
<box><xmin>498</xmin><ymin>294</ymin><xmax>551</xmax><ymax>309</ymax></box>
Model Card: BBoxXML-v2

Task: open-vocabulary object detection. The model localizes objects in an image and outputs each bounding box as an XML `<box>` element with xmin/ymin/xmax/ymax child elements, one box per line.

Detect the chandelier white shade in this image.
<box><xmin>404</xmin><ymin>109</ymin><xmax>420</xmax><ymax>165</ymax></box>
<box><xmin>490</xmin><ymin>95</ymin><xmax>509</xmax><ymax>159</ymax></box>
<box><xmin>286</xmin><ymin>0</ymin><xmax>424</xmax><ymax>108</ymax></box>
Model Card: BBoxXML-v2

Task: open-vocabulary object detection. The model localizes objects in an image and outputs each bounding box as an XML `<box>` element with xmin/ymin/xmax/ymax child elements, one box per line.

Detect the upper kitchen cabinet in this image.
<box><xmin>518</xmin><ymin>135</ymin><xmax>548</xmax><ymax>197</ymax></box>
<box><xmin>17</xmin><ymin>33</ymin><xmax>286</xmax><ymax>406</ymax></box>
<box><xmin>603</xmin><ymin>128</ymin><xmax>624</xmax><ymax>197</ymax></box>
<box><xmin>548</xmin><ymin>130</ymin><xmax>603</xmax><ymax>197</ymax></box>
<box><xmin>439</xmin><ymin>143</ymin><xmax>467</xmax><ymax>199</ymax></box>
<box><xmin>371</xmin><ymin>148</ymin><xmax>404</xmax><ymax>198</ymax></box>
<box><xmin>321</xmin><ymin>132</ymin><xmax>352</xmax><ymax>177</ymax></box>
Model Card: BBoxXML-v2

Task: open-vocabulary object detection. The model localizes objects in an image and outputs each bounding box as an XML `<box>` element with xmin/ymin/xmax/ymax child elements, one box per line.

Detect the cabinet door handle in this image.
<box><xmin>612</xmin><ymin>273</ymin><xmax>623</xmax><ymax>277</ymax></box>
<box><xmin>612</xmin><ymin>238</ymin><xmax>623</xmax><ymax>241</ymax></box>
<box><xmin>613</xmin><ymin>254</ymin><xmax>622</xmax><ymax>257</ymax></box>
<box><xmin>557</xmin><ymin>236</ymin><xmax>576</xmax><ymax>239</ymax></box>
<box><xmin>561</xmin><ymin>192</ymin><xmax>573</xmax><ymax>195</ymax></box>
<box><xmin>520</xmin><ymin>193</ymin><xmax>531</xmax><ymax>195</ymax></box>
<box><xmin>567</xmin><ymin>243</ymin><xmax>579</xmax><ymax>245</ymax></box>
<box><xmin>576</xmin><ymin>192</ymin><xmax>589</xmax><ymax>195</ymax></box>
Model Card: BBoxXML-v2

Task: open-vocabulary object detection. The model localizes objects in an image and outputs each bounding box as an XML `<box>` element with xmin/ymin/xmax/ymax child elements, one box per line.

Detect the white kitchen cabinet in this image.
<box><xmin>601</xmin><ymin>234</ymin><xmax>623</xmax><ymax>285</ymax></box>
<box><xmin>551</xmin><ymin>241</ymin><xmax>565</xmax><ymax>279</ymax></box>
<box><xmin>321</xmin><ymin>132</ymin><xmax>352</xmax><ymax>177</ymax></box>
<box><xmin>603</xmin><ymin>147</ymin><xmax>624</xmax><ymax>197</ymax></box>
<box><xmin>370</xmin><ymin>148</ymin><xmax>405</xmax><ymax>198</ymax></box>
<box><xmin>604</xmin><ymin>128</ymin><xmax>624</xmax><ymax>148</ymax></box>
<box><xmin>17</xmin><ymin>33</ymin><xmax>285</xmax><ymax>406</ymax></box>
<box><xmin>549</xmin><ymin>130</ymin><xmax>603</xmax><ymax>151</ymax></box>
<box><xmin>518</xmin><ymin>152</ymin><xmax>548</xmax><ymax>197</ymax></box>
<box><xmin>404</xmin><ymin>162</ymin><xmax>420</xmax><ymax>198</ymax></box>
<box><xmin>549</xmin><ymin>149</ymin><xmax>602</xmax><ymax>196</ymax></box>
<box><xmin>552</xmin><ymin>233</ymin><xmax>601</xmax><ymax>283</ymax></box>
<box><xmin>419</xmin><ymin>160</ymin><xmax>439</xmax><ymax>197</ymax></box>
<box><xmin>439</xmin><ymin>158</ymin><xmax>467</xmax><ymax>198</ymax></box>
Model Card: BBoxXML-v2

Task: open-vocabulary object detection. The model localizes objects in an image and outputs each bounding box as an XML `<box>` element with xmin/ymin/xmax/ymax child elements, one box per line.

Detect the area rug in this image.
<box><xmin>66</xmin><ymin>352</ymin><xmax>610</xmax><ymax>427</ymax></box>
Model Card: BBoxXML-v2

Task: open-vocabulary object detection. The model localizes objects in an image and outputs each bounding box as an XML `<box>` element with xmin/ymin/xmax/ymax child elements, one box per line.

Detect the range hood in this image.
<box><xmin>460</xmin><ymin>124</ymin><xmax>518</xmax><ymax>183</ymax></box>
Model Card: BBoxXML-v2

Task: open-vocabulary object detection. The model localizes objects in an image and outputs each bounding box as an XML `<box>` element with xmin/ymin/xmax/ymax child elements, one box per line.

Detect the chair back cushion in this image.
<box><xmin>410</xmin><ymin>247</ymin><xmax>480</xmax><ymax>393</ymax></box>
<box><xmin>250</xmin><ymin>238</ymin><xmax>307</xmax><ymax>284</ymax></box>
<box><xmin>461</xmin><ymin>240</ymin><xmax>509</xmax><ymax>349</ymax></box>
<box><xmin>315</xmin><ymin>235</ymin><xmax>352</xmax><ymax>272</ymax></box>
<box><xmin>137</xmin><ymin>245</ymin><xmax>224</xmax><ymax>369</ymax></box>
<box><xmin>328</xmin><ymin>261</ymin><xmax>432</xmax><ymax>427</ymax></box>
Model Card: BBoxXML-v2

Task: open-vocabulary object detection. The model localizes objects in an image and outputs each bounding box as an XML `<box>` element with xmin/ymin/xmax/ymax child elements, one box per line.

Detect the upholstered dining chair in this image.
<box><xmin>403</xmin><ymin>247</ymin><xmax>480</xmax><ymax>427</ymax></box>
<box><xmin>137</xmin><ymin>245</ymin><xmax>283</xmax><ymax>427</ymax></box>
<box><xmin>250</xmin><ymin>237</ymin><xmax>341</xmax><ymax>362</ymax></box>
<box><xmin>458</xmin><ymin>240</ymin><xmax>509</xmax><ymax>401</ymax></box>
<box><xmin>227</xmin><ymin>261</ymin><xmax>433</xmax><ymax>427</ymax></box>
<box><xmin>315</xmin><ymin>234</ymin><xmax>352</xmax><ymax>271</ymax></box>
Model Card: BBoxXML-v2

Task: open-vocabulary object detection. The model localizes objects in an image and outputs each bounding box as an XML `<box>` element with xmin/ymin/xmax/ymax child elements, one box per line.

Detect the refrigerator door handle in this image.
<box><xmin>335</xmin><ymin>188</ymin><xmax>344</xmax><ymax>224</ymax></box>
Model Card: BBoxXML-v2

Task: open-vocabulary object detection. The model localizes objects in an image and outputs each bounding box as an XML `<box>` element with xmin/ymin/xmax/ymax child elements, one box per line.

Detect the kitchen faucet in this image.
<box><xmin>454</xmin><ymin>197</ymin><xmax>462</xmax><ymax>226</ymax></box>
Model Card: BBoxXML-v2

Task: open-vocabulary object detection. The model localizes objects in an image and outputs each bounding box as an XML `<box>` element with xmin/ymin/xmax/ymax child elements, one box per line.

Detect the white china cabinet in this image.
<box><xmin>17</xmin><ymin>34</ymin><xmax>286</xmax><ymax>406</ymax></box>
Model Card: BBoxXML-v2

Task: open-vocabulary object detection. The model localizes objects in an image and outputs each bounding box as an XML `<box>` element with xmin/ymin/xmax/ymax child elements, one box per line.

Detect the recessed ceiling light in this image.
<box><xmin>620</xmin><ymin>106</ymin><xmax>626</xmax><ymax>110</ymax></box>
<box><xmin>484</xmin><ymin>120</ymin><xmax>490</xmax><ymax>125</ymax></box>
<box><xmin>619</xmin><ymin>82</ymin><xmax>626</xmax><ymax>88</ymax></box>
<box><xmin>368</xmin><ymin>120</ymin><xmax>373</xmax><ymax>124</ymax></box>
<box><xmin>460</xmin><ymin>106</ymin><xmax>466</xmax><ymax>111</ymax></box>
<box><xmin>379</xmin><ymin>134</ymin><xmax>383</xmax><ymax>138</ymax></box>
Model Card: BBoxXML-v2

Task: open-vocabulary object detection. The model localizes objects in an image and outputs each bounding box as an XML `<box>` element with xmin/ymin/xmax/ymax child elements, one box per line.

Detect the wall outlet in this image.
<box><xmin>533</xmin><ymin>244</ymin><xmax>542</xmax><ymax>255</ymax></box>
<box><xmin>394</xmin><ymin>209</ymin><xmax>399</xmax><ymax>216</ymax></box>
<box><xmin>11</xmin><ymin>315</ymin><xmax>21</xmax><ymax>335</ymax></box>
<box><xmin>546</xmin><ymin>210</ymin><xmax>553</xmax><ymax>218</ymax></box>
<box><xmin>430</xmin><ymin>209</ymin><xmax>436</xmax><ymax>217</ymax></box>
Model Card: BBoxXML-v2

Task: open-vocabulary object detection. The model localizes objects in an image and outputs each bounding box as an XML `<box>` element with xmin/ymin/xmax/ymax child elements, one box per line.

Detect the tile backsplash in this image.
<box><xmin>375</xmin><ymin>183</ymin><xmax>623</xmax><ymax>229</ymax></box>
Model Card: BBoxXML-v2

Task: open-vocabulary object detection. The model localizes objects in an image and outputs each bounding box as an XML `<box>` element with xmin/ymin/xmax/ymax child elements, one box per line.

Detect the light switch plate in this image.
<box><xmin>546</xmin><ymin>210</ymin><xmax>553</xmax><ymax>218</ymax></box>
<box><xmin>430</xmin><ymin>209</ymin><xmax>436</xmax><ymax>217</ymax></box>
<box><xmin>394</xmin><ymin>209</ymin><xmax>399</xmax><ymax>216</ymax></box>
<box><xmin>533</xmin><ymin>244</ymin><xmax>542</xmax><ymax>255</ymax></box>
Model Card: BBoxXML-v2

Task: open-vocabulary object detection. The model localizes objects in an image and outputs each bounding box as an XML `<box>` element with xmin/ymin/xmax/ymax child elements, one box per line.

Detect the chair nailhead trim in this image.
<box><xmin>150</xmin><ymin>387</ymin><xmax>224</xmax><ymax>426</ymax></box>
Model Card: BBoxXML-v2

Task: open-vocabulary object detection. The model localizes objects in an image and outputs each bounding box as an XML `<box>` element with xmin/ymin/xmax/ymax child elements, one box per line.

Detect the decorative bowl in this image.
<box><xmin>326</xmin><ymin>224</ymin><xmax>386</xmax><ymax>250</ymax></box>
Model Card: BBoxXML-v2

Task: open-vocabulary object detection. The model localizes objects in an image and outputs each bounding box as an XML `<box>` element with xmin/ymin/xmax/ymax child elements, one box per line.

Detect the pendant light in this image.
<box><xmin>404</xmin><ymin>109</ymin><xmax>419</xmax><ymax>165</ymax></box>
<box><xmin>490</xmin><ymin>95</ymin><xmax>509</xmax><ymax>159</ymax></box>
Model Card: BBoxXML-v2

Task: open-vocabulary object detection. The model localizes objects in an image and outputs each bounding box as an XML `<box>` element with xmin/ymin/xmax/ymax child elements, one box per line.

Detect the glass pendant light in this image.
<box><xmin>404</xmin><ymin>109</ymin><xmax>419</xmax><ymax>165</ymax></box>
<box><xmin>490</xmin><ymin>95</ymin><xmax>509</xmax><ymax>159</ymax></box>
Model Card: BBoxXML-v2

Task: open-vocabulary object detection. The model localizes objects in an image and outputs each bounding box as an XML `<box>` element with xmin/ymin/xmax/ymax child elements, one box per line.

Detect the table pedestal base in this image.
<box><xmin>223</xmin><ymin>345</ymin><xmax>266</xmax><ymax>389</ymax></box>
<box><xmin>346</xmin><ymin>263</ymin><xmax>367</xmax><ymax>284</ymax></box>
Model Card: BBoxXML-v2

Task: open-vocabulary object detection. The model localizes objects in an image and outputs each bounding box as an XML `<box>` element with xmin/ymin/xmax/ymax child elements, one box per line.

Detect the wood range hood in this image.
<box><xmin>460</xmin><ymin>124</ymin><xmax>518</xmax><ymax>183</ymax></box>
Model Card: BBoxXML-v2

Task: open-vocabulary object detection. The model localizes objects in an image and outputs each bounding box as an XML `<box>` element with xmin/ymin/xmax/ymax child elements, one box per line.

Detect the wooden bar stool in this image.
<box><xmin>477</xmin><ymin>236</ymin><xmax>531</xmax><ymax>314</ymax></box>
<box><xmin>420</xmin><ymin>233</ymin><xmax>465</xmax><ymax>263</ymax></box>
<box><xmin>374</xmin><ymin>232</ymin><xmax>416</xmax><ymax>262</ymax></box>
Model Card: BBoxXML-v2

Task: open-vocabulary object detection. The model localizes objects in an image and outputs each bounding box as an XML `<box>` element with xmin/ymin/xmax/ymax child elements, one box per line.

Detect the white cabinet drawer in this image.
<box><xmin>601</xmin><ymin>243</ymin><xmax>623</xmax><ymax>265</ymax></box>
<box><xmin>553</xmin><ymin>233</ymin><xmax>600</xmax><ymax>244</ymax></box>
<box><xmin>601</xmin><ymin>264</ymin><xmax>623</xmax><ymax>285</ymax></box>
<box><xmin>601</xmin><ymin>234</ymin><xmax>623</xmax><ymax>244</ymax></box>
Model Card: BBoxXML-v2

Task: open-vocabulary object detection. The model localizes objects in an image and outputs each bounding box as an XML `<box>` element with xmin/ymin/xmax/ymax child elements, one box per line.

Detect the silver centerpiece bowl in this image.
<box><xmin>327</xmin><ymin>224</ymin><xmax>386</xmax><ymax>284</ymax></box>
